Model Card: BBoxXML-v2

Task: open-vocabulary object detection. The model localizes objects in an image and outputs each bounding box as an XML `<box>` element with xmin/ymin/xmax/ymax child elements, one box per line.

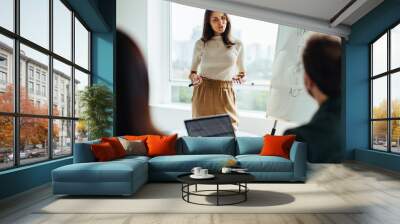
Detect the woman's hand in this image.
<box><xmin>189</xmin><ymin>73</ymin><xmax>203</xmax><ymax>86</ymax></box>
<box><xmin>232</xmin><ymin>74</ymin><xmax>246</xmax><ymax>84</ymax></box>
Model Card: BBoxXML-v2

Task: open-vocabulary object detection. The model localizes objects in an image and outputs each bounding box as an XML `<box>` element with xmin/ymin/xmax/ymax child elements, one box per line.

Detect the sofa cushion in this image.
<box><xmin>53</xmin><ymin>158</ymin><xmax>147</xmax><ymax>183</ymax></box>
<box><xmin>91</xmin><ymin>142</ymin><xmax>118</xmax><ymax>161</ymax></box>
<box><xmin>74</xmin><ymin>140</ymin><xmax>100</xmax><ymax>163</ymax></box>
<box><xmin>147</xmin><ymin>134</ymin><xmax>178</xmax><ymax>157</ymax></box>
<box><xmin>260</xmin><ymin>135</ymin><xmax>296</xmax><ymax>159</ymax></box>
<box><xmin>178</xmin><ymin>137</ymin><xmax>236</xmax><ymax>155</ymax></box>
<box><xmin>148</xmin><ymin>154</ymin><xmax>235</xmax><ymax>172</ymax></box>
<box><xmin>236</xmin><ymin>155</ymin><xmax>293</xmax><ymax>172</ymax></box>
<box><xmin>236</xmin><ymin>137</ymin><xmax>263</xmax><ymax>155</ymax></box>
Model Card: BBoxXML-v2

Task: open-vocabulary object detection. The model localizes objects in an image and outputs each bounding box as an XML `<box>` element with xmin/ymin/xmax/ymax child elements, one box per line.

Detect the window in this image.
<box><xmin>0</xmin><ymin>0</ymin><xmax>14</xmax><ymax>32</ymax></box>
<box><xmin>0</xmin><ymin>55</ymin><xmax>7</xmax><ymax>67</ymax></box>
<box><xmin>0</xmin><ymin>35</ymin><xmax>13</xmax><ymax>113</ymax></box>
<box><xmin>370</xmin><ymin>23</ymin><xmax>400</xmax><ymax>154</ymax></box>
<box><xmin>0</xmin><ymin>0</ymin><xmax>91</xmax><ymax>170</ymax></box>
<box><xmin>28</xmin><ymin>81</ymin><xmax>34</xmax><ymax>94</ymax></box>
<box><xmin>169</xmin><ymin>3</ymin><xmax>277</xmax><ymax>112</ymax></box>
<box><xmin>20</xmin><ymin>0</ymin><xmax>49</xmax><ymax>49</ymax></box>
<box><xmin>74</xmin><ymin>17</ymin><xmax>89</xmax><ymax>70</ymax></box>
<box><xmin>28</xmin><ymin>67</ymin><xmax>34</xmax><ymax>80</ymax></box>
<box><xmin>0</xmin><ymin>71</ymin><xmax>6</xmax><ymax>85</ymax></box>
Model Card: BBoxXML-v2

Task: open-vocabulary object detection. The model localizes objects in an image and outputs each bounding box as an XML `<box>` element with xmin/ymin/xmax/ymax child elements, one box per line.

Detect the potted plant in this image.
<box><xmin>79</xmin><ymin>84</ymin><xmax>113</xmax><ymax>140</ymax></box>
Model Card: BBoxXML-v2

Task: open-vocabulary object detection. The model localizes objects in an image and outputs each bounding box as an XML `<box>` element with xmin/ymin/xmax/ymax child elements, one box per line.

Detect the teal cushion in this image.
<box><xmin>53</xmin><ymin>159</ymin><xmax>147</xmax><ymax>183</ymax></box>
<box><xmin>236</xmin><ymin>155</ymin><xmax>293</xmax><ymax>172</ymax></box>
<box><xmin>178</xmin><ymin>137</ymin><xmax>236</xmax><ymax>155</ymax></box>
<box><xmin>236</xmin><ymin>137</ymin><xmax>263</xmax><ymax>155</ymax></box>
<box><xmin>149</xmin><ymin>154</ymin><xmax>235</xmax><ymax>172</ymax></box>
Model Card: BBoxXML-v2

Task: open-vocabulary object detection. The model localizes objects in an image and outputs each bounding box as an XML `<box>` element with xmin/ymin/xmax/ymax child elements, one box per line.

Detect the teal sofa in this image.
<box><xmin>52</xmin><ymin>137</ymin><xmax>307</xmax><ymax>196</ymax></box>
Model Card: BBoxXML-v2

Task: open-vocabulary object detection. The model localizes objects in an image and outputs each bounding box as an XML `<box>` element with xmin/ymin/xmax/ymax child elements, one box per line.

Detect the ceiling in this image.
<box><xmin>224</xmin><ymin>0</ymin><xmax>383</xmax><ymax>26</ymax></box>
<box><xmin>170</xmin><ymin>0</ymin><xmax>384</xmax><ymax>37</ymax></box>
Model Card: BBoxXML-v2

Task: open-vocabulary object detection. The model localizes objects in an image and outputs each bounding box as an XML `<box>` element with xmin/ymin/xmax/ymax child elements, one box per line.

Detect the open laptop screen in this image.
<box><xmin>184</xmin><ymin>114</ymin><xmax>235</xmax><ymax>137</ymax></box>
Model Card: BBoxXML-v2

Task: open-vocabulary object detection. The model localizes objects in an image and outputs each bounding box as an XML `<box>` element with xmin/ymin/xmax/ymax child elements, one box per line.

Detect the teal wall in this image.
<box><xmin>0</xmin><ymin>0</ymin><xmax>116</xmax><ymax>200</ymax></box>
<box><xmin>345</xmin><ymin>0</ymin><xmax>400</xmax><ymax>171</ymax></box>
<box><xmin>91</xmin><ymin>0</ymin><xmax>116</xmax><ymax>135</ymax></box>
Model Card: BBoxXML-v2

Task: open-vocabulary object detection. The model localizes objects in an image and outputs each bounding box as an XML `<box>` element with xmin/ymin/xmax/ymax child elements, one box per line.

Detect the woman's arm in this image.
<box><xmin>233</xmin><ymin>42</ymin><xmax>246</xmax><ymax>84</ymax></box>
<box><xmin>190</xmin><ymin>40</ymin><xmax>203</xmax><ymax>74</ymax></box>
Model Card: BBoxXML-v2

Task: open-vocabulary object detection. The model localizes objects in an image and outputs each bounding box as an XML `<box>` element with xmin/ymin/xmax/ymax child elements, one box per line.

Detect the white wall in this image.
<box><xmin>116</xmin><ymin>0</ymin><xmax>148</xmax><ymax>59</ymax></box>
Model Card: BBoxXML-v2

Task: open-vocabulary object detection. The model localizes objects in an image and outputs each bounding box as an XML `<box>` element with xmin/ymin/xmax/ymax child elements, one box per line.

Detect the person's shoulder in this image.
<box><xmin>195</xmin><ymin>39</ymin><xmax>204</xmax><ymax>45</ymax></box>
<box><xmin>232</xmin><ymin>38</ymin><xmax>243</xmax><ymax>49</ymax></box>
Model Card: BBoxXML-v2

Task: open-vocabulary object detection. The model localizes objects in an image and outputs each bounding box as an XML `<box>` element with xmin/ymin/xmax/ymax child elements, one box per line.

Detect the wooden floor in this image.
<box><xmin>1</xmin><ymin>162</ymin><xmax>400</xmax><ymax>224</ymax></box>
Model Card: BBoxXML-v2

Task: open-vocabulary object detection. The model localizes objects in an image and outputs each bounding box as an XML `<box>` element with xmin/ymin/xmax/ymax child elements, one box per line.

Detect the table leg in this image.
<box><xmin>217</xmin><ymin>184</ymin><xmax>219</xmax><ymax>206</ymax></box>
<box><xmin>195</xmin><ymin>184</ymin><xmax>197</xmax><ymax>192</ymax></box>
<box><xmin>245</xmin><ymin>183</ymin><xmax>247</xmax><ymax>201</ymax></box>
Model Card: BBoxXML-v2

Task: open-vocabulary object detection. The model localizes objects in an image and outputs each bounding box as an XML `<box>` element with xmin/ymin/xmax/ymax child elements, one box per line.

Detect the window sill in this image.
<box><xmin>0</xmin><ymin>156</ymin><xmax>72</xmax><ymax>175</ymax></box>
<box><xmin>150</xmin><ymin>103</ymin><xmax>266</xmax><ymax>119</ymax></box>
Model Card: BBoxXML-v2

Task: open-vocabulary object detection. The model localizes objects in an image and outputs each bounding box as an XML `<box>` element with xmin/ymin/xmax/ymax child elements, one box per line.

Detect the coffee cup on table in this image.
<box><xmin>191</xmin><ymin>167</ymin><xmax>202</xmax><ymax>176</ymax></box>
<box><xmin>221</xmin><ymin>167</ymin><xmax>232</xmax><ymax>174</ymax></box>
<box><xmin>200</xmin><ymin>169</ymin><xmax>208</xmax><ymax>176</ymax></box>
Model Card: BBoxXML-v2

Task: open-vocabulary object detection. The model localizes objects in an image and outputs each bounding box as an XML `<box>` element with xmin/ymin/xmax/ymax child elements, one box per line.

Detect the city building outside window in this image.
<box><xmin>0</xmin><ymin>0</ymin><xmax>91</xmax><ymax>170</ymax></box>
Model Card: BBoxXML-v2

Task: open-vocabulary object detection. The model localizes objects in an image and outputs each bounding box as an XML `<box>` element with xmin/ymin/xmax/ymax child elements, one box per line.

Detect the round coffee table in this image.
<box><xmin>177</xmin><ymin>173</ymin><xmax>255</xmax><ymax>206</ymax></box>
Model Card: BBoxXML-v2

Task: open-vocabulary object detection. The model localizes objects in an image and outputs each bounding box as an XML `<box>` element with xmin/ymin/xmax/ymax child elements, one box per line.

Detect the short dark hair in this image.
<box><xmin>302</xmin><ymin>34</ymin><xmax>341</xmax><ymax>98</ymax></box>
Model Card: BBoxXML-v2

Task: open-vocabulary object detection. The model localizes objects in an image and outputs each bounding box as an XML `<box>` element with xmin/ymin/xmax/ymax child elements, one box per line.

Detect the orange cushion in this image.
<box><xmin>101</xmin><ymin>137</ymin><xmax>127</xmax><ymax>158</ymax></box>
<box><xmin>146</xmin><ymin>134</ymin><xmax>178</xmax><ymax>157</ymax></box>
<box><xmin>91</xmin><ymin>142</ymin><xmax>118</xmax><ymax>161</ymax></box>
<box><xmin>259</xmin><ymin>135</ymin><xmax>296</xmax><ymax>159</ymax></box>
<box><xmin>124</xmin><ymin>135</ymin><xmax>148</xmax><ymax>141</ymax></box>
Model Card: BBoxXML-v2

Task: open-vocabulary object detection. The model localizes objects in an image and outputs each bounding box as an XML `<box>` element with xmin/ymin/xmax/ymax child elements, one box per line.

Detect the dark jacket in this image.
<box><xmin>284</xmin><ymin>97</ymin><xmax>342</xmax><ymax>163</ymax></box>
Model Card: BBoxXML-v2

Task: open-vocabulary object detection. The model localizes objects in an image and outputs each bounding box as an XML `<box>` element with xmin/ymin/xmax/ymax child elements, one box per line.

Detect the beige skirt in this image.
<box><xmin>192</xmin><ymin>77</ymin><xmax>238</xmax><ymax>129</ymax></box>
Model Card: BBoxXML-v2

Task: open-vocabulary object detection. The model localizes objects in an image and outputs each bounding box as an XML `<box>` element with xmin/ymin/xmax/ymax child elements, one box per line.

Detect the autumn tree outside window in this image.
<box><xmin>0</xmin><ymin>0</ymin><xmax>91</xmax><ymax>170</ymax></box>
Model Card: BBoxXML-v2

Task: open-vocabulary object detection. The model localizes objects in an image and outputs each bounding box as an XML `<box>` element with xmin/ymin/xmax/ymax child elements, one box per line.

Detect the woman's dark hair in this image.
<box><xmin>201</xmin><ymin>10</ymin><xmax>235</xmax><ymax>48</ymax></box>
<box><xmin>116</xmin><ymin>30</ymin><xmax>161</xmax><ymax>135</ymax></box>
<box><xmin>302</xmin><ymin>34</ymin><xmax>341</xmax><ymax>98</ymax></box>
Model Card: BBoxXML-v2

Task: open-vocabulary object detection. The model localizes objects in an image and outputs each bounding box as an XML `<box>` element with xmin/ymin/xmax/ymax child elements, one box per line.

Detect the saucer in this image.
<box><xmin>190</xmin><ymin>174</ymin><xmax>215</xmax><ymax>179</ymax></box>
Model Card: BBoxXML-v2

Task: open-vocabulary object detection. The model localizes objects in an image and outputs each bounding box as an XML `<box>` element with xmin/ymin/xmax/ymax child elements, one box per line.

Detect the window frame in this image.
<box><xmin>369</xmin><ymin>20</ymin><xmax>400</xmax><ymax>154</ymax></box>
<box><xmin>167</xmin><ymin>3</ymin><xmax>271</xmax><ymax>113</ymax></box>
<box><xmin>0</xmin><ymin>0</ymin><xmax>92</xmax><ymax>171</ymax></box>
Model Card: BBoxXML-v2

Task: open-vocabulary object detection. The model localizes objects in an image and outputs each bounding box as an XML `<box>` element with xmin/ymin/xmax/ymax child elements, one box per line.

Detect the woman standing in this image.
<box><xmin>189</xmin><ymin>10</ymin><xmax>246</xmax><ymax>130</ymax></box>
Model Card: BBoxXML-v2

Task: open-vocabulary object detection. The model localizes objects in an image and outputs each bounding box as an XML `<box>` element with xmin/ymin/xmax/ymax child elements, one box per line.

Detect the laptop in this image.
<box><xmin>184</xmin><ymin>114</ymin><xmax>236</xmax><ymax>137</ymax></box>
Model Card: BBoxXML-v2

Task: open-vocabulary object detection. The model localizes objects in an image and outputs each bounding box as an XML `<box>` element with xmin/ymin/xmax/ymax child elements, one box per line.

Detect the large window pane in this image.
<box><xmin>20</xmin><ymin>117</ymin><xmax>49</xmax><ymax>165</ymax></box>
<box><xmin>372</xmin><ymin>77</ymin><xmax>387</xmax><ymax>119</ymax></box>
<box><xmin>391</xmin><ymin>24</ymin><xmax>400</xmax><ymax>70</ymax></box>
<box><xmin>53</xmin><ymin>119</ymin><xmax>72</xmax><ymax>158</ymax></box>
<box><xmin>20</xmin><ymin>0</ymin><xmax>49</xmax><ymax>49</ymax></box>
<box><xmin>372</xmin><ymin>34</ymin><xmax>387</xmax><ymax>76</ymax></box>
<box><xmin>171</xmin><ymin>85</ymin><xmax>192</xmax><ymax>104</ymax></box>
<box><xmin>0</xmin><ymin>0</ymin><xmax>14</xmax><ymax>31</ymax></box>
<box><xmin>74</xmin><ymin>18</ymin><xmax>89</xmax><ymax>70</ymax></box>
<box><xmin>391</xmin><ymin>120</ymin><xmax>400</xmax><ymax>153</ymax></box>
<box><xmin>0</xmin><ymin>116</ymin><xmax>13</xmax><ymax>170</ymax></box>
<box><xmin>53</xmin><ymin>59</ymin><xmax>72</xmax><ymax>117</ymax></box>
<box><xmin>53</xmin><ymin>0</ymin><xmax>72</xmax><ymax>60</ymax></box>
<box><xmin>74</xmin><ymin>69</ymin><xmax>89</xmax><ymax>118</ymax></box>
<box><xmin>0</xmin><ymin>34</ymin><xmax>14</xmax><ymax>112</ymax></box>
<box><xmin>236</xmin><ymin>88</ymin><xmax>268</xmax><ymax>111</ymax></box>
<box><xmin>372</xmin><ymin>121</ymin><xmax>388</xmax><ymax>151</ymax></box>
<box><xmin>391</xmin><ymin>72</ymin><xmax>400</xmax><ymax>118</ymax></box>
<box><xmin>20</xmin><ymin>44</ymin><xmax>49</xmax><ymax>115</ymax></box>
<box><xmin>75</xmin><ymin>120</ymin><xmax>88</xmax><ymax>143</ymax></box>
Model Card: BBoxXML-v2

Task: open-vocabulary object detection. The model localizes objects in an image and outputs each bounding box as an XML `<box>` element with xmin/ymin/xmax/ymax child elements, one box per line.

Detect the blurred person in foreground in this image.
<box><xmin>284</xmin><ymin>34</ymin><xmax>342</xmax><ymax>163</ymax></box>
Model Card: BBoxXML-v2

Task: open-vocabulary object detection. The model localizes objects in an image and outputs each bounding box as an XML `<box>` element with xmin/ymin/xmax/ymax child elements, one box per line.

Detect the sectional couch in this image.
<box><xmin>52</xmin><ymin>136</ymin><xmax>307</xmax><ymax>196</ymax></box>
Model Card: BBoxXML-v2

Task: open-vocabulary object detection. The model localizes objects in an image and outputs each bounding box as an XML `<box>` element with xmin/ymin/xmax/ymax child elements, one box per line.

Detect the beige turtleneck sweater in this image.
<box><xmin>190</xmin><ymin>36</ymin><xmax>245</xmax><ymax>81</ymax></box>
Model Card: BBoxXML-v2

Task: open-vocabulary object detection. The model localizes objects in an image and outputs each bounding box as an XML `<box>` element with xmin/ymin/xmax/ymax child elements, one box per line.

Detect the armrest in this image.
<box><xmin>73</xmin><ymin>140</ymin><xmax>100</xmax><ymax>163</ymax></box>
<box><xmin>289</xmin><ymin>141</ymin><xmax>307</xmax><ymax>181</ymax></box>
